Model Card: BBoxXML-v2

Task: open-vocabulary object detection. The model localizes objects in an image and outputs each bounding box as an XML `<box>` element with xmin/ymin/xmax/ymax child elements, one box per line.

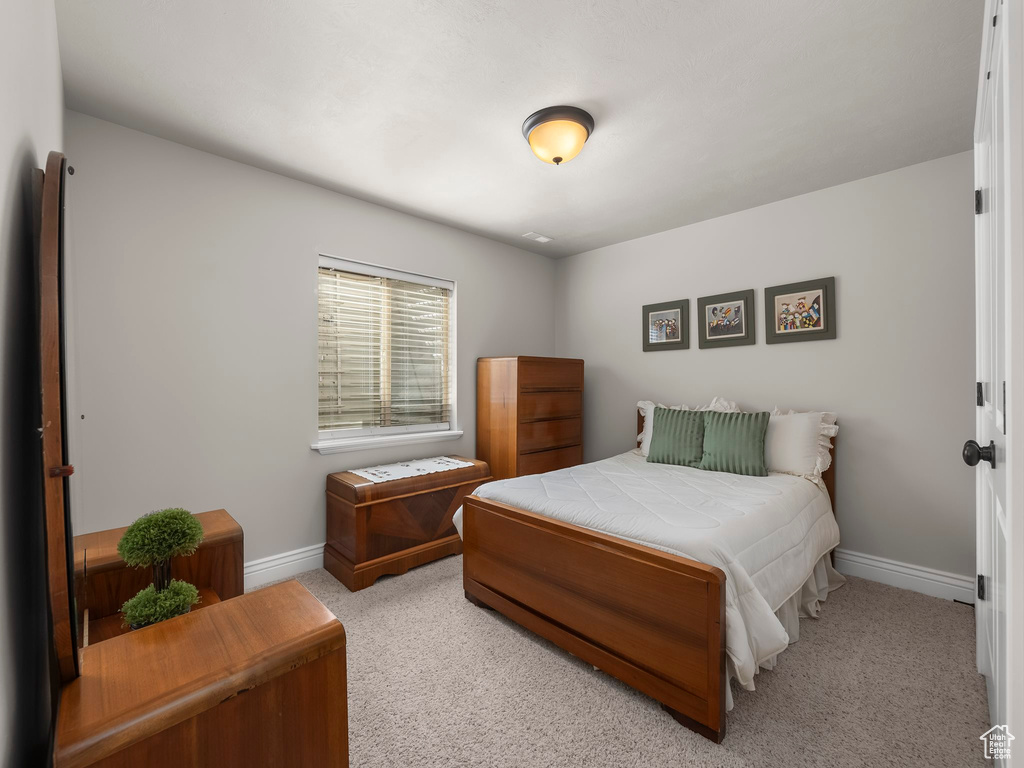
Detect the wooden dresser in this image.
<box><xmin>476</xmin><ymin>356</ymin><xmax>584</xmax><ymax>479</ymax></box>
<box><xmin>38</xmin><ymin>152</ymin><xmax>348</xmax><ymax>768</ymax></box>
<box><xmin>56</xmin><ymin>581</ymin><xmax>348</xmax><ymax>768</ymax></box>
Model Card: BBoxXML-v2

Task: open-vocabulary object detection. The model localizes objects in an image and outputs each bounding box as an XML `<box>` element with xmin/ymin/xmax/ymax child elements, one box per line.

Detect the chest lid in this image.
<box><xmin>327</xmin><ymin>455</ymin><xmax>490</xmax><ymax>504</ymax></box>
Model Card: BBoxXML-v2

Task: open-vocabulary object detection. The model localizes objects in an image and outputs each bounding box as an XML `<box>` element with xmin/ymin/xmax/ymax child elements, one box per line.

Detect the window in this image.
<box><xmin>313</xmin><ymin>256</ymin><xmax>458</xmax><ymax>453</ymax></box>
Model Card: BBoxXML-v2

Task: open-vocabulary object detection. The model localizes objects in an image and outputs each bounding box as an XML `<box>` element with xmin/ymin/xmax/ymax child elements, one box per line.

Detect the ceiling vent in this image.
<box><xmin>522</xmin><ymin>232</ymin><xmax>553</xmax><ymax>243</ymax></box>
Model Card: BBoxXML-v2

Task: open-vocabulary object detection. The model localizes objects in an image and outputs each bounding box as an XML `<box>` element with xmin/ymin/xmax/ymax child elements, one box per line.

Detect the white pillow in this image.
<box><xmin>636</xmin><ymin>397</ymin><xmax>740</xmax><ymax>457</ymax></box>
<box><xmin>764</xmin><ymin>412</ymin><xmax>820</xmax><ymax>476</ymax></box>
<box><xmin>636</xmin><ymin>401</ymin><xmax>680</xmax><ymax>456</ymax></box>
<box><xmin>765</xmin><ymin>408</ymin><xmax>838</xmax><ymax>488</ymax></box>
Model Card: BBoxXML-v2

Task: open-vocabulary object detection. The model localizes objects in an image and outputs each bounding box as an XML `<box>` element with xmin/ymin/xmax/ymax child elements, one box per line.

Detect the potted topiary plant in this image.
<box><xmin>117</xmin><ymin>508</ymin><xmax>204</xmax><ymax>629</ymax></box>
<box><xmin>121</xmin><ymin>580</ymin><xmax>200</xmax><ymax>630</ymax></box>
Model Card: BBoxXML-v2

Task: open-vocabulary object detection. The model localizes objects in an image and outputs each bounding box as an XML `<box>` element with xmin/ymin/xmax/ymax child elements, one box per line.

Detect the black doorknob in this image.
<box><xmin>963</xmin><ymin>439</ymin><xmax>996</xmax><ymax>468</ymax></box>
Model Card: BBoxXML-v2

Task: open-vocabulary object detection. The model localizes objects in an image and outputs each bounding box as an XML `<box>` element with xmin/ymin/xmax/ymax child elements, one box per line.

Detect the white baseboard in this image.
<box><xmin>244</xmin><ymin>542</ymin><xmax>325</xmax><ymax>591</ymax></box>
<box><xmin>833</xmin><ymin>548</ymin><xmax>975</xmax><ymax>604</ymax></box>
<box><xmin>241</xmin><ymin>542</ymin><xmax>975</xmax><ymax>603</ymax></box>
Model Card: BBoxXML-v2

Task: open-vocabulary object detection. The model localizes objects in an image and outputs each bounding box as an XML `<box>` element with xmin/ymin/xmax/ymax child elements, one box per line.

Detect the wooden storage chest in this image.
<box><xmin>324</xmin><ymin>457</ymin><xmax>491</xmax><ymax>591</ymax></box>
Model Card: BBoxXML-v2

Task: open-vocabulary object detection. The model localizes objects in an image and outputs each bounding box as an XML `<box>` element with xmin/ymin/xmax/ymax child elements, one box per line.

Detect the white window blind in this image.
<box><xmin>317</xmin><ymin>262</ymin><xmax>453</xmax><ymax>438</ymax></box>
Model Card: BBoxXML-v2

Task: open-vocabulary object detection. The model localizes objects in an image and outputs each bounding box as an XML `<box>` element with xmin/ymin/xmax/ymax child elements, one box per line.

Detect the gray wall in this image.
<box><xmin>554</xmin><ymin>152</ymin><xmax>976</xmax><ymax>577</ymax></box>
<box><xmin>64</xmin><ymin>110</ymin><xmax>976</xmax><ymax>581</ymax></box>
<box><xmin>64</xmin><ymin>111</ymin><xmax>557</xmax><ymax>561</ymax></box>
<box><xmin>0</xmin><ymin>0</ymin><xmax>64</xmax><ymax>764</ymax></box>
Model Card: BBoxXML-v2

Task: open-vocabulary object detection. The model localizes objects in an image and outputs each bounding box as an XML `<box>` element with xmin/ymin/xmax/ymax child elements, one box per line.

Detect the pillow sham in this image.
<box><xmin>764</xmin><ymin>411</ymin><xmax>821</xmax><ymax>477</ymax></box>
<box><xmin>766</xmin><ymin>408</ymin><xmax>838</xmax><ymax>488</ymax></box>
<box><xmin>699</xmin><ymin>411</ymin><xmax>770</xmax><ymax>476</ymax></box>
<box><xmin>647</xmin><ymin>407</ymin><xmax>705</xmax><ymax>467</ymax></box>
<box><xmin>636</xmin><ymin>397</ymin><xmax>739</xmax><ymax>456</ymax></box>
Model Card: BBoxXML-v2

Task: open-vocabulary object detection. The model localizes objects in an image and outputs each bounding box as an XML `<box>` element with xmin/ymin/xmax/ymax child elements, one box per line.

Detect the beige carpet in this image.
<box><xmin>278</xmin><ymin>557</ymin><xmax>988</xmax><ymax>767</ymax></box>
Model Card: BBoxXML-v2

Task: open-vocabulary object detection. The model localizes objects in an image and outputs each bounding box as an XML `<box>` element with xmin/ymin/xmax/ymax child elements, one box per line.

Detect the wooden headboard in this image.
<box><xmin>635</xmin><ymin>410</ymin><xmax>837</xmax><ymax>511</ymax></box>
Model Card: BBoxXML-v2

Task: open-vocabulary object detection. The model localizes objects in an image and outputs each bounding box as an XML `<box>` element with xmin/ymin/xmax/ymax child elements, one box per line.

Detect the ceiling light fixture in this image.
<box><xmin>522</xmin><ymin>106</ymin><xmax>594</xmax><ymax>166</ymax></box>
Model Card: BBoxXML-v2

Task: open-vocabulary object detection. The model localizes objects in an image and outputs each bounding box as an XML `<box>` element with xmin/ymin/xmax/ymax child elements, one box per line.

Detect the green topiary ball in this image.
<box><xmin>121</xmin><ymin>579</ymin><xmax>200</xmax><ymax>629</ymax></box>
<box><xmin>116</xmin><ymin>508</ymin><xmax>204</xmax><ymax>567</ymax></box>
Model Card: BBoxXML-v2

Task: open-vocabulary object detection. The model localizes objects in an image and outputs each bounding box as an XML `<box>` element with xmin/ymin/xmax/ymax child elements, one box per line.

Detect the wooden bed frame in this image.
<box><xmin>462</xmin><ymin>411</ymin><xmax>836</xmax><ymax>743</ymax></box>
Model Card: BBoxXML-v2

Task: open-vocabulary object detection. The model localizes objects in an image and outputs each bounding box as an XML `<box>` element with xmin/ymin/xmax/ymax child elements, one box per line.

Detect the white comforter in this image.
<box><xmin>453</xmin><ymin>451</ymin><xmax>840</xmax><ymax>693</ymax></box>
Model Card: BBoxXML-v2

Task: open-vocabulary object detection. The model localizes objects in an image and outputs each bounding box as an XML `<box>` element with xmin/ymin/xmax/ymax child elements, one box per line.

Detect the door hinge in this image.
<box><xmin>978</xmin><ymin>574</ymin><xmax>987</xmax><ymax>600</ymax></box>
<box><xmin>977</xmin><ymin>381</ymin><xmax>984</xmax><ymax>406</ymax></box>
<box><xmin>976</xmin><ymin>189</ymin><xmax>983</xmax><ymax>214</ymax></box>
<box><xmin>993</xmin><ymin>14</ymin><xmax>998</xmax><ymax>26</ymax></box>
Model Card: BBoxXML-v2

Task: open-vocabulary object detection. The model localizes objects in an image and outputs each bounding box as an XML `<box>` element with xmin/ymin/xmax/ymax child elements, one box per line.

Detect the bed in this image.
<box><xmin>454</xmin><ymin>412</ymin><xmax>841</xmax><ymax>742</ymax></box>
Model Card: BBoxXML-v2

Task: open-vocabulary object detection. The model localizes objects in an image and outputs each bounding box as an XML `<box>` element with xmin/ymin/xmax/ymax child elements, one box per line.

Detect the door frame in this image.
<box><xmin>1003</xmin><ymin>0</ymin><xmax>1024</xmax><ymax>747</ymax></box>
<box><xmin>976</xmin><ymin>0</ymin><xmax>1024</xmax><ymax>744</ymax></box>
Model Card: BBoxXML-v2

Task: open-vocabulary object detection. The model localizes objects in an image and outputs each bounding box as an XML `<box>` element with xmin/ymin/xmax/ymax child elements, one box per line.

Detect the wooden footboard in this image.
<box><xmin>461</xmin><ymin>495</ymin><xmax>727</xmax><ymax>742</ymax></box>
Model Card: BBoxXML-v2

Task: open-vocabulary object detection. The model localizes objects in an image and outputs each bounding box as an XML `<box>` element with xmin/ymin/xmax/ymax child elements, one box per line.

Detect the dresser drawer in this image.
<box><xmin>518</xmin><ymin>418</ymin><xmax>582</xmax><ymax>453</ymax></box>
<box><xmin>518</xmin><ymin>358</ymin><xmax>583</xmax><ymax>392</ymax></box>
<box><xmin>518</xmin><ymin>391</ymin><xmax>582</xmax><ymax>422</ymax></box>
<box><xmin>517</xmin><ymin>445</ymin><xmax>583</xmax><ymax>476</ymax></box>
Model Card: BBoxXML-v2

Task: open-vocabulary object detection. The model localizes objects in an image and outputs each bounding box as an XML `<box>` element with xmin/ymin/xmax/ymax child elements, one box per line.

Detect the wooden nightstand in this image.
<box><xmin>324</xmin><ymin>457</ymin><xmax>491</xmax><ymax>591</ymax></box>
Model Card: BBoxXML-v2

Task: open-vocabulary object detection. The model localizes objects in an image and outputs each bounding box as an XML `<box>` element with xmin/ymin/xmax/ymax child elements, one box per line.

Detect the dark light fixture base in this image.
<box><xmin>521</xmin><ymin>105</ymin><xmax>595</xmax><ymax>141</ymax></box>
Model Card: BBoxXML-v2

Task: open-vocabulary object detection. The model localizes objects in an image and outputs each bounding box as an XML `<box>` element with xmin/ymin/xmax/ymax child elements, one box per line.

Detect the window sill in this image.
<box><xmin>311</xmin><ymin>429</ymin><xmax>464</xmax><ymax>456</ymax></box>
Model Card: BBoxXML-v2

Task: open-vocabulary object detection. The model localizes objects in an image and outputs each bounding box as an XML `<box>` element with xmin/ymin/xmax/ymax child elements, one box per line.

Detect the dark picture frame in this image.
<box><xmin>697</xmin><ymin>289</ymin><xmax>755</xmax><ymax>349</ymax></box>
<box><xmin>764</xmin><ymin>276</ymin><xmax>837</xmax><ymax>344</ymax></box>
<box><xmin>642</xmin><ymin>299</ymin><xmax>689</xmax><ymax>351</ymax></box>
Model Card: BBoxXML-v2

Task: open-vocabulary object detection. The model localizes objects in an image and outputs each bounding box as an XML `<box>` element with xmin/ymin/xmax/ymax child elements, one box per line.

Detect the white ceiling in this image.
<box><xmin>55</xmin><ymin>0</ymin><xmax>983</xmax><ymax>258</ymax></box>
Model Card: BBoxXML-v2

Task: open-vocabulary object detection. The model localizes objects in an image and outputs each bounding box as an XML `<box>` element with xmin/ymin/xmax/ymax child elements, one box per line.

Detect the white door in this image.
<box><xmin>974</xmin><ymin>0</ymin><xmax>1023</xmax><ymax>756</ymax></box>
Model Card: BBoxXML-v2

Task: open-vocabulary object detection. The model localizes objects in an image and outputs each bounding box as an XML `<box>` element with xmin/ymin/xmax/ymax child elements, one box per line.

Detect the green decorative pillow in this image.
<box><xmin>699</xmin><ymin>411</ymin><xmax>770</xmax><ymax>476</ymax></box>
<box><xmin>647</xmin><ymin>407</ymin><xmax>705</xmax><ymax>467</ymax></box>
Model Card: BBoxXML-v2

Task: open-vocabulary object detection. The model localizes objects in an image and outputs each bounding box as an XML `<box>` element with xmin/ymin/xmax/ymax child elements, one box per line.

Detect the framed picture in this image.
<box><xmin>764</xmin><ymin>276</ymin><xmax>836</xmax><ymax>344</ymax></box>
<box><xmin>697</xmin><ymin>289</ymin><xmax>755</xmax><ymax>349</ymax></box>
<box><xmin>642</xmin><ymin>299</ymin><xmax>689</xmax><ymax>352</ymax></box>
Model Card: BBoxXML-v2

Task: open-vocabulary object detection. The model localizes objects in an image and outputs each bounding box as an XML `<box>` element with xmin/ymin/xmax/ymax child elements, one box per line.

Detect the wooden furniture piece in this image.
<box><xmin>55</xmin><ymin>580</ymin><xmax>348</xmax><ymax>768</ymax></box>
<box><xmin>38</xmin><ymin>150</ymin><xmax>349</xmax><ymax>767</ymax></box>
<box><xmin>325</xmin><ymin>457</ymin><xmax>491</xmax><ymax>591</ymax></box>
<box><xmin>461</xmin><ymin>410</ymin><xmax>837</xmax><ymax>743</ymax></box>
<box><xmin>476</xmin><ymin>356</ymin><xmax>584</xmax><ymax>479</ymax></box>
<box><xmin>38</xmin><ymin>150</ymin><xmax>79</xmax><ymax>683</ymax></box>
<box><xmin>74</xmin><ymin>509</ymin><xmax>244</xmax><ymax>645</ymax></box>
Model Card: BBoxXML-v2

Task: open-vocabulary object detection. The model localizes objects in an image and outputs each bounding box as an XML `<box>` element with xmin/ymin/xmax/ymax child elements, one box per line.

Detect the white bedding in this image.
<box><xmin>453</xmin><ymin>450</ymin><xmax>842</xmax><ymax>701</ymax></box>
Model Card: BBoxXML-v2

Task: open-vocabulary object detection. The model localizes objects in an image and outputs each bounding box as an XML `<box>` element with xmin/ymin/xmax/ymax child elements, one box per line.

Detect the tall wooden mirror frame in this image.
<box><xmin>39</xmin><ymin>150</ymin><xmax>79</xmax><ymax>683</ymax></box>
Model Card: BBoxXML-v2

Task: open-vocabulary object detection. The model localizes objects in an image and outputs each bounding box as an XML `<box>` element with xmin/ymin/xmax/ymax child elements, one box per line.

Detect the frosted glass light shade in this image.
<box><xmin>528</xmin><ymin>120</ymin><xmax>589</xmax><ymax>165</ymax></box>
<box><xmin>522</xmin><ymin>106</ymin><xmax>594</xmax><ymax>166</ymax></box>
